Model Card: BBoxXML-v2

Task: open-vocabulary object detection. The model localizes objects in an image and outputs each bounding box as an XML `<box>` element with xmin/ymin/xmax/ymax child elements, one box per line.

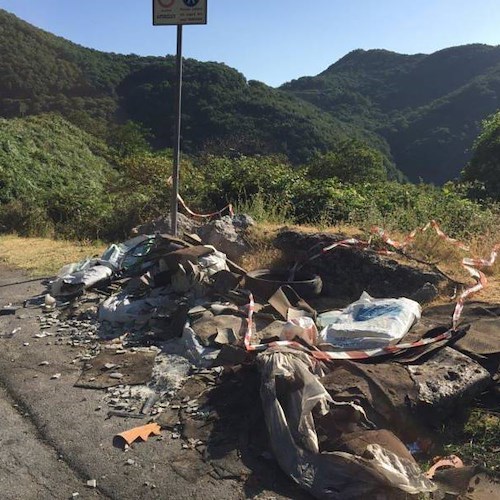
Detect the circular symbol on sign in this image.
<box><xmin>158</xmin><ymin>0</ymin><xmax>175</xmax><ymax>8</ymax></box>
<box><xmin>183</xmin><ymin>0</ymin><xmax>200</xmax><ymax>6</ymax></box>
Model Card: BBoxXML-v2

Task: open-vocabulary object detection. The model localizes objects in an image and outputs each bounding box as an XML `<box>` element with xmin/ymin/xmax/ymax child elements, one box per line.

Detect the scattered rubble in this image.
<box><xmin>197</xmin><ymin>214</ymin><xmax>254</xmax><ymax>261</ymax></box>
<box><xmin>14</xmin><ymin>216</ymin><xmax>499</xmax><ymax>499</ymax></box>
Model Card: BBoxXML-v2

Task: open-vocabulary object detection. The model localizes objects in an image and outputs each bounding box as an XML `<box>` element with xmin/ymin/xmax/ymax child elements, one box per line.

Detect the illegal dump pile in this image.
<box><xmin>36</xmin><ymin>216</ymin><xmax>500</xmax><ymax>499</ymax></box>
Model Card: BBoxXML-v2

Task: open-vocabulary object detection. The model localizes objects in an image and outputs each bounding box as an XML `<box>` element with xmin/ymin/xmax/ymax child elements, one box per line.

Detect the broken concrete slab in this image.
<box><xmin>408</xmin><ymin>347</ymin><xmax>491</xmax><ymax>420</ymax></box>
<box><xmin>197</xmin><ymin>215</ymin><xmax>253</xmax><ymax>262</ymax></box>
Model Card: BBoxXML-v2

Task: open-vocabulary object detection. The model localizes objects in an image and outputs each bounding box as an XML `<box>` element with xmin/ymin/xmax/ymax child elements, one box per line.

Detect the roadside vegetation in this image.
<box><xmin>1</xmin><ymin>112</ymin><xmax>499</xmax><ymax>246</ymax></box>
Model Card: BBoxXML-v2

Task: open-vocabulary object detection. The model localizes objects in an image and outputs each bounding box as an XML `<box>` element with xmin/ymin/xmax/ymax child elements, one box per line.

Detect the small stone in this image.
<box><xmin>86</xmin><ymin>479</ymin><xmax>97</xmax><ymax>488</ymax></box>
<box><xmin>39</xmin><ymin>361</ymin><xmax>50</xmax><ymax>366</ymax></box>
<box><xmin>126</xmin><ymin>459</ymin><xmax>135</xmax><ymax>466</ymax></box>
<box><xmin>104</xmin><ymin>363</ymin><xmax>117</xmax><ymax>370</ymax></box>
<box><xmin>109</xmin><ymin>372</ymin><xmax>124</xmax><ymax>379</ymax></box>
<box><xmin>51</xmin><ymin>373</ymin><xmax>61</xmax><ymax>380</ymax></box>
<box><xmin>71</xmin><ymin>493</ymin><xmax>80</xmax><ymax>499</ymax></box>
<box><xmin>23</xmin><ymin>342</ymin><xmax>29</xmax><ymax>346</ymax></box>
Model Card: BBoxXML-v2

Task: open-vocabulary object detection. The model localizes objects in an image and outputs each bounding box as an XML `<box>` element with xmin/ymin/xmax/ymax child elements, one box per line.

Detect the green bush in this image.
<box><xmin>462</xmin><ymin>110</ymin><xmax>500</xmax><ymax>201</ymax></box>
<box><xmin>307</xmin><ymin>139</ymin><xmax>388</xmax><ymax>183</ymax></box>
<box><xmin>0</xmin><ymin>114</ymin><xmax>115</xmax><ymax>239</ymax></box>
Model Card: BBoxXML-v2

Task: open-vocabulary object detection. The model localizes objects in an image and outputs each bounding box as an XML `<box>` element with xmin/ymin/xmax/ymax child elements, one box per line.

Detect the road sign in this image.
<box><xmin>153</xmin><ymin>0</ymin><xmax>207</xmax><ymax>26</ymax></box>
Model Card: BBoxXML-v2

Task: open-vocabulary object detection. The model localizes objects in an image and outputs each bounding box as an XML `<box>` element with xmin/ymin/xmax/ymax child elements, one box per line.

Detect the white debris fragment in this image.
<box><xmin>86</xmin><ymin>479</ymin><xmax>97</xmax><ymax>488</ymax></box>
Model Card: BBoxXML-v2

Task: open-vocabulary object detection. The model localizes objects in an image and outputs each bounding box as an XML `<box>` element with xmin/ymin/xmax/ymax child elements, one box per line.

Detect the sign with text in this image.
<box><xmin>153</xmin><ymin>0</ymin><xmax>207</xmax><ymax>25</ymax></box>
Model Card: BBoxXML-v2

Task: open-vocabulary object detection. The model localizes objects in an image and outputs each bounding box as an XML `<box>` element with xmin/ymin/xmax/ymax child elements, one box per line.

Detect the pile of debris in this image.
<box><xmin>36</xmin><ymin>217</ymin><xmax>499</xmax><ymax>499</ymax></box>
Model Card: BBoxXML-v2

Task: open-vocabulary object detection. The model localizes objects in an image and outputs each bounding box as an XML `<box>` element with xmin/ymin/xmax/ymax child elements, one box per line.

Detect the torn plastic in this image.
<box><xmin>280</xmin><ymin>316</ymin><xmax>318</xmax><ymax>345</ymax></box>
<box><xmin>99</xmin><ymin>292</ymin><xmax>170</xmax><ymax>324</ymax></box>
<box><xmin>182</xmin><ymin>324</ymin><xmax>220</xmax><ymax>367</ymax></box>
<box><xmin>197</xmin><ymin>248</ymin><xmax>229</xmax><ymax>277</ymax></box>
<box><xmin>257</xmin><ymin>349</ymin><xmax>435</xmax><ymax>499</ymax></box>
<box><xmin>52</xmin><ymin>235</ymin><xmax>156</xmax><ymax>296</ymax></box>
<box><xmin>318</xmin><ymin>292</ymin><xmax>421</xmax><ymax>350</ymax></box>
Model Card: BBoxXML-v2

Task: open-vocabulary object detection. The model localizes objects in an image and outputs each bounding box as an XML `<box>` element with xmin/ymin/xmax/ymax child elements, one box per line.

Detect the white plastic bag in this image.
<box><xmin>318</xmin><ymin>292</ymin><xmax>421</xmax><ymax>350</ymax></box>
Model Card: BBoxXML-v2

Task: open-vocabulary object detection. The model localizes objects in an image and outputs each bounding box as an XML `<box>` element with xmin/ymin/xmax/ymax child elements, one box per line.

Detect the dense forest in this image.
<box><xmin>0</xmin><ymin>9</ymin><xmax>361</xmax><ymax>165</ymax></box>
<box><xmin>1</xmin><ymin>9</ymin><xmax>500</xmax><ymax>182</ymax></box>
<box><xmin>283</xmin><ymin>45</ymin><xmax>500</xmax><ymax>183</ymax></box>
<box><xmin>0</xmin><ymin>9</ymin><xmax>499</xmax><ymax>242</ymax></box>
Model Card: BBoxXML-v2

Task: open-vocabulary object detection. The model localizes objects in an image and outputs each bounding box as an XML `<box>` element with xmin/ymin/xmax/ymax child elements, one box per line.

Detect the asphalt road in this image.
<box><xmin>0</xmin><ymin>264</ymin><xmax>307</xmax><ymax>500</ymax></box>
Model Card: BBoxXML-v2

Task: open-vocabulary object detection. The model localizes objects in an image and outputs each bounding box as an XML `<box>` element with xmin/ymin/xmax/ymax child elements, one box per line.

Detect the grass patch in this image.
<box><xmin>0</xmin><ymin>235</ymin><xmax>106</xmax><ymax>276</ymax></box>
<box><xmin>440</xmin><ymin>408</ymin><xmax>500</xmax><ymax>472</ymax></box>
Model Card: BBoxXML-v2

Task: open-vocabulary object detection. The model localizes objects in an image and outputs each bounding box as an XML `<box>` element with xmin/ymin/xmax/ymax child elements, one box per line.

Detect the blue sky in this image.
<box><xmin>1</xmin><ymin>0</ymin><xmax>499</xmax><ymax>87</ymax></box>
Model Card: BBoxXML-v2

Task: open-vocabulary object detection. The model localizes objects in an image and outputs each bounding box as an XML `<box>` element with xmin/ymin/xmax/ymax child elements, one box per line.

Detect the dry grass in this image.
<box><xmin>372</xmin><ymin>228</ymin><xmax>500</xmax><ymax>304</ymax></box>
<box><xmin>240</xmin><ymin>222</ymin><xmax>365</xmax><ymax>271</ymax></box>
<box><xmin>0</xmin><ymin>235</ymin><xmax>106</xmax><ymax>277</ymax></box>
<box><xmin>239</xmin><ymin>224</ymin><xmax>286</xmax><ymax>271</ymax></box>
<box><xmin>241</xmin><ymin>222</ymin><xmax>499</xmax><ymax>305</ymax></box>
<box><xmin>0</xmin><ymin>223</ymin><xmax>498</xmax><ymax>304</ymax></box>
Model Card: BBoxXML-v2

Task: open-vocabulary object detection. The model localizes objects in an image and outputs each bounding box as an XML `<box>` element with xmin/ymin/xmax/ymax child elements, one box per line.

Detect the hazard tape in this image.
<box><xmin>452</xmin><ymin>244</ymin><xmax>500</xmax><ymax>329</ymax></box>
<box><xmin>371</xmin><ymin>220</ymin><xmax>469</xmax><ymax>251</ymax></box>
<box><xmin>177</xmin><ymin>193</ymin><xmax>234</xmax><ymax>219</ymax></box>
<box><xmin>243</xmin><ymin>323</ymin><xmax>460</xmax><ymax>361</ymax></box>
<box><xmin>243</xmin><ymin>223</ymin><xmax>498</xmax><ymax>361</ymax></box>
<box><xmin>244</xmin><ymin>292</ymin><xmax>255</xmax><ymax>351</ymax></box>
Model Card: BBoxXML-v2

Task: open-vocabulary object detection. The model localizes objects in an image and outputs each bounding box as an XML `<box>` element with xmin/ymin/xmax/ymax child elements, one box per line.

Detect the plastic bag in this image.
<box><xmin>280</xmin><ymin>316</ymin><xmax>318</xmax><ymax>345</ymax></box>
<box><xmin>318</xmin><ymin>292</ymin><xmax>421</xmax><ymax>350</ymax></box>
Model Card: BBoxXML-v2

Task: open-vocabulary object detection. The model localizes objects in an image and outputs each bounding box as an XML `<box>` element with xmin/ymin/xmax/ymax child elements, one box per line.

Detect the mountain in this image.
<box><xmin>1</xmin><ymin>9</ymin><xmax>500</xmax><ymax>183</ymax></box>
<box><xmin>281</xmin><ymin>45</ymin><xmax>500</xmax><ymax>183</ymax></box>
<box><xmin>0</xmin><ymin>9</ymin><xmax>371</xmax><ymax>165</ymax></box>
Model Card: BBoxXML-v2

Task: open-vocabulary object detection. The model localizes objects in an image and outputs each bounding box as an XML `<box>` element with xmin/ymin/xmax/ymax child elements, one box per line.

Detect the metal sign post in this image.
<box><xmin>171</xmin><ymin>24</ymin><xmax>183</xmax><ymax>236</ymax></box>
<box><xmin>152</xmin><ymin>0</ymin><xmax>208</xmax><ymax>236</ymax></box>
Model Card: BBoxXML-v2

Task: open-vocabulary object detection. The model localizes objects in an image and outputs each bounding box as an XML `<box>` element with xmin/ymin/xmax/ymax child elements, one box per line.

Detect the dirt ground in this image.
<box><xmin>0</xmin><ymin>264</ymin><xmax>307</xmax><ymax>500</ymax></box>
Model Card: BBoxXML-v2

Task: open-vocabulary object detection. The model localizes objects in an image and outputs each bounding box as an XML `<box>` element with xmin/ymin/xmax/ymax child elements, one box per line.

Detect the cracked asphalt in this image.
<box><xmin>0</xmin><ymin>264</ymin><xmax>306</xmax><ymax>500</ymax></box>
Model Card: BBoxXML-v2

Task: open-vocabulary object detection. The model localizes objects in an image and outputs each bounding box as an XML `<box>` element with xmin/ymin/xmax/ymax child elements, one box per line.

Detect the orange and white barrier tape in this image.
<box><xmin>243</xmin><ymin>222</ymin><xmax>498</xmax><ymax>361</ymax></box>
<box><xmin>243</xmin><ymin>316</ymin><xmax>462</xmax><ymax>361</ymax></box>
<box><xmin>177</xmin><ymin>193</ymin><xmax>234</xmax><ymax>219</ymax></box>
<box><xmin>244</xmin><ymin>292</ymin><xmax>255</xmax><ymax>351</ymax></box>
<box><xmin>452</xmin><ymin>244</ymin><xmax>500</xmax><ymax>329</ymax></box>
<box><xmin>372</xmin><ymin>220</ymin><xmax>469</xmax><ymax>251</ymax></box>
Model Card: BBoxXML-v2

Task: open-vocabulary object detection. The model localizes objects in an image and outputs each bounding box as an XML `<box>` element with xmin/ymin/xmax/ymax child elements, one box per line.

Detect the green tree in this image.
<box><xmin>307</xmin><ymin>139</ymin><xmax>388</xmax><ymax>183</ymax></box>
<box><xmin>462</xmin><ymin>110</ymin><xmax>500</xmax><ymax>200</ymax></box>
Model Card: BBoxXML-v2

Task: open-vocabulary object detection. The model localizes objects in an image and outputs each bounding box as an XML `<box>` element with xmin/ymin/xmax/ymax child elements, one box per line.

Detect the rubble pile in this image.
<box><xmin>31</xmin><ymin>217</ymin><xmax>500</xmax><ymax>499</ymax></box>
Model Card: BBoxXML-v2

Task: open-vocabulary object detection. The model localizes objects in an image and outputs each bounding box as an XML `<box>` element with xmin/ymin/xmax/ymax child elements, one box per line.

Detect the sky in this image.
<box><xmin>1</xmin><ymin>0</ymin><xmax>500</xmax><ymax>87</ymax></box>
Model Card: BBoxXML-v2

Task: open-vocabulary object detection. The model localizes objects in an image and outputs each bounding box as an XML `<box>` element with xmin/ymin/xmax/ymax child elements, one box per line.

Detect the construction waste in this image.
<box><xmin>39</xmin><ymin>216</ymin><xmax>500</xmax><ymax>499</ymax></box>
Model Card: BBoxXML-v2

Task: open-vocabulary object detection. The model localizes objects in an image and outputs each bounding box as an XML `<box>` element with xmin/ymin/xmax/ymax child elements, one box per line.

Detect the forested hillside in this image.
<box><xmin>1</xmin><ymin>9</ymin><xmax>500</xmax><ymax>182</ymax></box>
<box><xmin>0</xmin><ymin>9</ymin><xmax>366</xmax><ymax>164</ymax></box>
<box><xmin>282</xmin><ymin>45</ymin><xmax>500</xmax><ymax>183</ymax></box>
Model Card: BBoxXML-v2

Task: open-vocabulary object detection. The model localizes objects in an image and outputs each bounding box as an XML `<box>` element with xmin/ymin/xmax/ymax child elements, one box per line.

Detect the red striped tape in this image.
<box><xmin>177</xmin><ymin>193</ymin><xmax>234</xmax><ymax>219</ymax></box>
<box><xmin>244</xmin><ymin>223</ymin><xmax>498</xmax><ymax>360</ymax></box>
